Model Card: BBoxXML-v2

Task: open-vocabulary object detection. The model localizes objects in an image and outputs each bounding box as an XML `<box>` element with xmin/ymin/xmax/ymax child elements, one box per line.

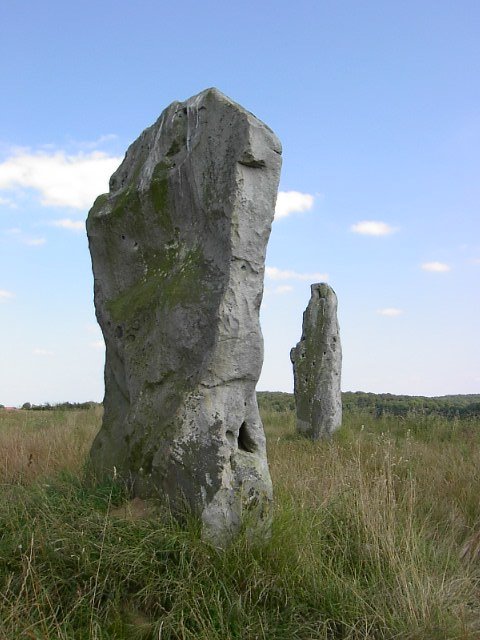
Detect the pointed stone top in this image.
<box><xmin>310</xmin><ymin>282</ymin><xmax>336</xmax><ymax>298</ymax></box>
<box><xmin>107</xmin><ymin>87</ymin><xmax>281</xmax><ymax>197</ymax></box>
<box><xmin>185</xmin><ymin>87</ymin><xmax>270</xmax><ymax>119</ymax></box>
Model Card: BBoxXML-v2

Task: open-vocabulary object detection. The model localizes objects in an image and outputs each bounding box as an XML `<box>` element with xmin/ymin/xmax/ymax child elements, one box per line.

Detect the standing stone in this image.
<box><xmin>290</xmin><ymin>283</ymin><xmax>342</xmax><ymax>439</ymax></box>
<box><xmin>86</xmin><ymin>88</ymin><xmax>281</xmax><ymax>545</ymax></box>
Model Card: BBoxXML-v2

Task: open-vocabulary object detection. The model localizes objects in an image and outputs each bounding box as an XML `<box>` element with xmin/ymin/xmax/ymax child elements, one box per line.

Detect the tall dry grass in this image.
<box><xmin>0</xmin><ymin>406</ymin><xmax>100</xmax><ymax>484</ymax></box>
<box><xmin>263</xmin><ymin>409</ymin><xmax>480</xmax><ymax>637</ymax></box>
<box><xmin>0</xmin><ymin>406</ymin><xmax>479</xmax><ymax>638</ymax></box>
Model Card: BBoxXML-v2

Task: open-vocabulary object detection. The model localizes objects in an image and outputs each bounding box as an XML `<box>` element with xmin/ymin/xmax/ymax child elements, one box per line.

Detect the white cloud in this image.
<box><xmin>470</xmin><ymin>258</ymin><xmax>480</xmax><ymax>265</ymax></box>
<box><xmin>0</xmin><ymin>148</ymin><xmax>122</xmax><ymax>210</ymax></box>
<box><xmin>33</xmin><ymin>348</ymin><xmax>53</xmax><ymax>356</ymax></box>
<box><xmin>85</xmin><ymin>323</ymin><xmax>100</xmax><ymax>334</ymax></box>
<box><xmin>0</xmin><ymin>289</ymin><xmax>14</xmax><ymax>302</ymax></box>
<box><xmin>421</xmin><ymin>261</ymin><xmax>451</xmax><ymax>273</ymax></box>
<box><xmin>85</xmin><ymin>324</ymin><xmax>104</xmax><ymax>348</ymax></box>
<box><xmin>264</xmin><ymin>284</ymin><xmax>294</xmax><ymax>296</ymax></box>
<box><xmin>275</xmin><ymin>191</ymin><xmax>314</xmax><ymax>220</ymax></box>
<box><xmin>377</xmin><ymin>308</ymin><xmax>403</xmax><ymax>317</ymax></box>
<box><xmin>23</xmin><ymin>237</ymin><xmax>46</xmax><ymax>246</ymax></box>
<box><xmin>274</xmin><ymin>285</ymin><xmax>294</xmax><ymax>294</ymax></box>
<box><xmin>266</xmin><ymin>266</ymin><xmax>328</xmax><ymax>282</ymax></box>
<box><xmin>50</xmin><ymin>218</ymin><xmax>85</xmax><ymax>232</ymax></box>
<box><xmin>3</xmin><ymin>228</ymin><xmax>46</xmax><ymax>246</ymax></box>
<box><xmin>0</xmin><ymin>196</ymin><xmax>17</xmax><ymax>208</ymax></box>
<box><xmin>350</xmin><ymin>220</ymin><xmax>398</xmax><ymax>236</ymax></box>
<box><xmin>72</xmin><ymin>134</ymin><xmax>118</xmax><ymax>150</ymax></box>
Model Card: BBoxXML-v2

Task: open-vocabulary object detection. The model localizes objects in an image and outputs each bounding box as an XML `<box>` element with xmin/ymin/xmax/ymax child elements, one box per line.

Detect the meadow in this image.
<box><xmin>1</xmin><ymin>403</ymin><xmax>480</xmax><ymax>639</ymax></box>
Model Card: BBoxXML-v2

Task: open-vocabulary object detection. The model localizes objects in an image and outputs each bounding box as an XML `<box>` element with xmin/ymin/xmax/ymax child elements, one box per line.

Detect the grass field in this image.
<box><xmin>1</xmin><ymin>406</ymin><xmax>480</xmax><ymax>639</ymax></box>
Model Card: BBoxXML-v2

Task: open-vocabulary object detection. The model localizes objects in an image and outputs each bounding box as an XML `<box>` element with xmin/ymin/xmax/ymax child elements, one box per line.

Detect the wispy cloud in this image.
<box><xmin>470</xmin><ymin>258</ymin><xmax>480</xmax><ymax>265</ymax></box>
<box><xmin>84</xmin><ymin>323</ymin><xmax>104</xmax><ymax>348</ymax></box>
<box><xmin>421</xmin><ymin>261</ymin><xmax>451</xmax><ymax>273</ymax></box>
<box><xmin>0</xmin><ymin>148</ymin><xmax>121</xmax><ymax>210</ymax></box>
<box><xmin>274</xmin><ymin>285</ymin><xmax>293</xmax><ymax>294</ymax></box>
<box><xmin>33</xmin><ymin>348</ymin><xmax>53</xmax><ymax>356</ymax></box>
<box><xmin>266</xmin><ymin>266</ymin><xmax>328</xmax><ymax>282</ymax></box>
<box><xmin>0</xmin><ymin>196</ymin><xmax>17</xmax><ymax>209</ymax></box>
<box><xmin>3</xmin><ymin>228</ymin><xmax>46</xmax><ymax>246</ymax></box>
<box><xmin>23</xmin><ymin>237</ymin><xmax>46</xmax><ymax>246</ymax></box>
<box><xmin>377</xmin><ymin>308</ymin><xmax>403</xmax><ymax>317</ymax></box>
<box><xmin>275</xmin><ymin>191</ymin><xmax>314</xmax><ymax>220</ymax></box>
<box><xmin>350</xmin><ymin>220</ymin><xmax>398</xmax><ymax>236</ymax></box>
<box><xmin>265</xmin><ymin>284</ymin><xmax>294</xmax><ymax>296</ymax></box>
<box><xmin>71</xmin><ymin>134</ymin><xmax>118</xmax><ymax>150</ymax></box>
<box><xmin>50</xmin><ymin>218</ymin><xmax>85</xmax><ymax>232</ymax></box>
<box><xmin>0</xmin><ymin>289</ymin><xmax>14</xmax><ymax>302</ymax></box>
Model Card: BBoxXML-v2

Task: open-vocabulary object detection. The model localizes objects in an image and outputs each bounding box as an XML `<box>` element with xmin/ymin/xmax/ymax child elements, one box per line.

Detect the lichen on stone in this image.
<box><xmin>291</xmin><ymin>283</ymin><xmax>342</xmax><ymax>440</ymax></box>
<box><xmin>87</xmin><ymin>88</ymin><xmax>282</xmax><ymax>546</ymax></box>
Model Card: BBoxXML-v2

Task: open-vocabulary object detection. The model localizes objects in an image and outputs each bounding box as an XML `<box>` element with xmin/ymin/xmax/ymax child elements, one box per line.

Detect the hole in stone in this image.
<box><xmin>226</xmin><ymin>430</ymin><xmax>235</xmax><ymax>446</ymax></box>
<box><xmin>114</xmin><ymin>325</ymin><xmax>123</xmax><ymax>338</ymax></box>
<box><xmin>241</xmin><ymin>264</ymin><xmax>246</xmax><ymax>270</ymax></box>
<box><xmin>238</xmin><ymin>421</ymin><xmax>256</xmax><ymax>453</ymax></box>
<box><xmin>121</xmin><ymin>234</ymin><xmax>125</xmax><ymax>240</ymax></box>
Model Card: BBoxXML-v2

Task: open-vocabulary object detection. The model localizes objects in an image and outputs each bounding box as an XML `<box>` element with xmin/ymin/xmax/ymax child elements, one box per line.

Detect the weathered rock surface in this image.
<box><xmin>86</xmin><ymin>88</ymin><xmax>282</xmax><ymax>545</ymax></box>
<box><xmin>290</xmin><ymin>283</ymin><xmax>342</xmax><ymax>439</ymax></box>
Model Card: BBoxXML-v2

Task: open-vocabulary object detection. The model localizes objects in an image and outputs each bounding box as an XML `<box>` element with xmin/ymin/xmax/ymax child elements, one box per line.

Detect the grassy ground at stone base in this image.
<box><xmin>1</xmin><ymin>406</ymin><xmax>480</xmax><ymax>639</ymax></box>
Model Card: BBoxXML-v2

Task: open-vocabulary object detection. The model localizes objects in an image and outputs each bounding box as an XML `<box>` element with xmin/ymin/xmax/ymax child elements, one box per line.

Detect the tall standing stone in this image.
<box><xmin>86</xmin><ymin>88</ymin><xmax>282</xmax><ymax>545</ymax></box>
<box><xmin>290</xmin><ymin>283</ymin><xmax>342</xmax><ymax>439</ymax></box>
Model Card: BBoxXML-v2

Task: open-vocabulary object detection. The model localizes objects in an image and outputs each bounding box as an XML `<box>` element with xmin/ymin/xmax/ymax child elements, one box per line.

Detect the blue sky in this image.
<box><xmin>0</xmin><ymin>1</ymin><xmax>479</xmax><ymax>405</ymax></box>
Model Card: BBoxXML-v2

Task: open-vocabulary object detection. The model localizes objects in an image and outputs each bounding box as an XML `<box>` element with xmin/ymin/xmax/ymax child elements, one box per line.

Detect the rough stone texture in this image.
<box><xmin>86</xmin><ymin>88</ymin><xmax>282</xmax><ymax>545</ymax></box>
<box><xmin>290</xmin><ymin>283</ymin><xmax>342</xmax><ymax>439</ymax></box>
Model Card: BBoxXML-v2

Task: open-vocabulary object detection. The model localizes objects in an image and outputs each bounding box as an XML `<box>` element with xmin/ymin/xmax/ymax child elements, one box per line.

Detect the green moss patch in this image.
<box><xmin>106</xmin><ymin>245</ymin><xmax>207</xmax><ymax>323</ymax></box>
<box><xmin>149</xmin><ymin>160</ymin><xmax>176</xmax><ymax>232</ymax></box>
<box><xmin>110</xmin><ymin>187</ymin><xmax>142</xmax><ymax>220</ymax></box>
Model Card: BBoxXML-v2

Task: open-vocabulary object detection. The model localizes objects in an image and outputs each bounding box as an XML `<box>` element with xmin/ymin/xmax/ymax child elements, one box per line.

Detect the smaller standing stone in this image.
<box><xmin>290</xmin><ymin>283</ymin><xmax>342</xmax><ymax>439</ymax></box>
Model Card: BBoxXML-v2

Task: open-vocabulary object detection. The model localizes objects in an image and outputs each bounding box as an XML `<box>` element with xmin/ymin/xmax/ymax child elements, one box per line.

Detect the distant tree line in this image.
<box><xmin>12</xmin><ymin>393</ymin><xmax>480</xmax><ymax>419</ymax></box>
<box><xmin>257</xmin><ymin>391</ymin><xmax>480</xmax><ymax>419</ymax></box>
<box><xmin>20</xmin><ymin>401</ymin><xmax>98</xmax><ymax>411</ymax></box>
<box><xmin>342</xmin><ymin>392</ymin><xmax>480</xmax><ymax>419</ymax></box>
<box><xmin>257</xmin><ymin>392</ymin><xmax>295</xmax><ymax>413</ymax></box>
